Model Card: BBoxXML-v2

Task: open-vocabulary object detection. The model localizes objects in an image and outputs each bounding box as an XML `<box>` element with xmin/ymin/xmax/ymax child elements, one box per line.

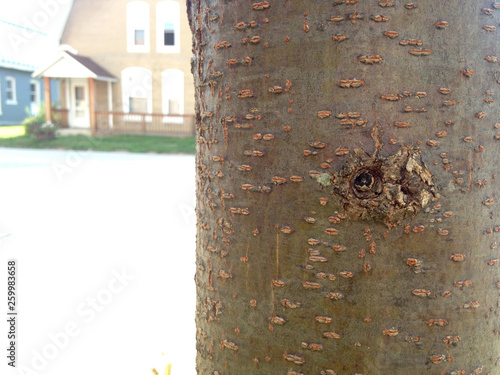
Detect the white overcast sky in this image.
<box><xmin>0</xmin><ymin>0</ymin><xmax>73</xmax><ymax>67</ymax></box>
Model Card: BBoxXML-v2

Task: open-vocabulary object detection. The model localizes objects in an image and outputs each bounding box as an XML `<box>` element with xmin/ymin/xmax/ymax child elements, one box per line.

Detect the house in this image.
<box><xmin>0</xmin><ymin>57</ymin><xmax>59</xmax><ymax>126</ymax></box>
<box><xmin>33</xmin><ymin>0</ymin><xmax>195</xmax><ymax>136</ymax></box>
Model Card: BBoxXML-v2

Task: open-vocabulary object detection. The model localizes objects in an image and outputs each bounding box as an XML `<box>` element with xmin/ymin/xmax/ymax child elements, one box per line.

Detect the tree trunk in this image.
<box><xmin>188</xmin><ymin>1</ymin><xmax>500</xmax><ymax>374</ymax></box>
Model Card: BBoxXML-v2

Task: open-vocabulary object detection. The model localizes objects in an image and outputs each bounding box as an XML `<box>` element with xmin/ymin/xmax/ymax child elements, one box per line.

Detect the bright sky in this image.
<box><xmin>0</xmin><ymin>0</ymin><xmax>73</xmax><ymax>67</ymax></box>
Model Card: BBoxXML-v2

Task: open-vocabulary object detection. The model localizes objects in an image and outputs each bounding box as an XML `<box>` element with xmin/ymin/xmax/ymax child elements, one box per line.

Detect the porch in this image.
<box><xmin>33</xmin><ymin>51</ymin><xmax>195</xmax><ymax>137</ymax></box>
<box><xmin>33</xmin><ymin>51</ymin><xmax>117</xmax><ymax>134</ymax></box>
<box><xmin>54</xmin><ymin>109</ymin><xmax>195</xmax><ymax>136</ymax></box>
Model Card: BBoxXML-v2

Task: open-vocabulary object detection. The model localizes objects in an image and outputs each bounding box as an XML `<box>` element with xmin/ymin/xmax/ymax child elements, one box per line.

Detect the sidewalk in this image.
<box><xmin>0</xmin><ymin>148</ymin><xmax>196</xmax><ymax>375</ymax></box>
<box><xmin>57</xmin><ymin>128</ymin><xmax>92</xmax><ymax>137</ymax></box>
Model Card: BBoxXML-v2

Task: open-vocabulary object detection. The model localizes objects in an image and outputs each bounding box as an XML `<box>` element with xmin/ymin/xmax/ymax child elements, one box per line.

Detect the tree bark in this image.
<box><xmin>188</xmin><ymin>1</ymin><xmax>500</xmax><ymax>374</ymax></box>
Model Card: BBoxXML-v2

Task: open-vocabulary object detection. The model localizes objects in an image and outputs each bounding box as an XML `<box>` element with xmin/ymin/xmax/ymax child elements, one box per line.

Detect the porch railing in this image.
<box><xmin>95</xmin><ymin>111</ymin><xmax>195</xmax><ymax>136</ymax></box>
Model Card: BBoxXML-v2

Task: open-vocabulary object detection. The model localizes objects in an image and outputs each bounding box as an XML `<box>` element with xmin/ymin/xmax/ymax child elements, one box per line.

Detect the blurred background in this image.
<box><xmin>0</xmin><ymin>1</ymin><xmax>196</xmax><ymax>374</ymax></box>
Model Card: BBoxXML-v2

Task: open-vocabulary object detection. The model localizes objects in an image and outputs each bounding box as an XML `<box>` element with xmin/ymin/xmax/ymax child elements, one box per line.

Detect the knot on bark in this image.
<box><xmin>329</xmin><ymin>146</ymin><xmax>436</xmax><ymax>226</ymax></box>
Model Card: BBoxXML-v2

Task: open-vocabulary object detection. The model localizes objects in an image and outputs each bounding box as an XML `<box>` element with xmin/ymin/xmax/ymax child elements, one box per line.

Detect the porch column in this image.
<box><xmin>89</xmin><ymin>77</ymin><xmax>96</xmax><ymax>135</ymax></box>
<box><xmin>64</xmin><ymin>78</ymin><xmax>71</xmax><ymax>128</ymax></box>
<box><xmin>43</xmin><ymin>77</ymin><xmax>52</xmax><ymax>123</ymax></box>
<box><xmin>65</xmin><ymin>78</ymin><xmax>70</xmax><ymax>110</ymax></box>
<box><xmin>107</xmin><ymin>81</ymin><xmax>113</xmax><ymax>128</ymax></box>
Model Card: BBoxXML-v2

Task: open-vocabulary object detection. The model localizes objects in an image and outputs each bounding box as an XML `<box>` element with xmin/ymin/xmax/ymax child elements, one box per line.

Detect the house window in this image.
<box><xmin>164</xmin><ymin>23</ymin><xmax>175</xmax><ymax>46</ymax></box>
<box><xmin>157</xmin><ymin>1</ymin><xmax>180</xmax><ymax>53</ymax></box>
<box><xmin>129</xmin><ymin>97</ymin><xmax>148</xmax><ymax>113</ymax></box>
<box><xmin>134</xmin><ymin>30</ymin><xmax>145</xmax><ymax>45</ymax></box>
<box><xmin>5</xmin><ymin>76</ymin><xmax>17</xmax><ymax>105</ymax></box>
<box><xmin>75</xmin><ymin>86</ymin><xmax>84</xmax><ymax>101</ymax></box>
<box><xmin>162</xmin><ymin>69</ymin><xmax>184</xmax><ymax>114</ymax></box>
<box><xmin>127</xmin><ymin>1</ymin><xmax>150</xmax><ymax>52</ymax></box>
<box><xmin>30</xmin><ymin>79</ymin><xmax>41</xmax><ymax>115</ymax></box>
<box><xmin>30</xmin><ymin>83</ymin><xmax>37</xmax><ymax>103</ymax></box>
<box><xmin>121</xmin><ymin>67</ymin><xmax>152</xmax><ymax>114</ymax></box>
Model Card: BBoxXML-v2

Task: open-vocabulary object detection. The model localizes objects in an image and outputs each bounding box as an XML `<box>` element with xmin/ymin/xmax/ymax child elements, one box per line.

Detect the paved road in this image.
<box><xmin>0</xmin><ymin>148</ymin><xmax>196</xmax><ymax>375</ymax></box>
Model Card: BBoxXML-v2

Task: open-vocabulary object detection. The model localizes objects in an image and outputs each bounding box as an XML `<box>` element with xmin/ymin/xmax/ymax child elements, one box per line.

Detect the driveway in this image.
<box><xmin>0</xmin><ymin>148</ymin><xmax>196</xmax><ymax>375</ymax></box>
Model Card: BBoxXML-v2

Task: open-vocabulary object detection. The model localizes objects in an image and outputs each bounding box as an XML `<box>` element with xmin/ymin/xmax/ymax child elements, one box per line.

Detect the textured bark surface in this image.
<box><xmin>188</xmin><ymin>1</ymin><xmax>500</xmax><ymax>374</ymax></box>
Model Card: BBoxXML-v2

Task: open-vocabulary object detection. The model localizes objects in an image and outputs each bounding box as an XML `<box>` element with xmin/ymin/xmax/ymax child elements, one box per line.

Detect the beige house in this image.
<box><xmin>33</xmin><ymin>0</ymin><xmax>195</xmax><ymax>135</ymax></box>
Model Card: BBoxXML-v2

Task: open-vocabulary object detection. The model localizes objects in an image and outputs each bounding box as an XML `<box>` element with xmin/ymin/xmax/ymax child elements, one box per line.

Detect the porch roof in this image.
<box><xmin>32</xmin><ymin>51</ymin><xmax>117</xmax><ymax>82</ymax></box>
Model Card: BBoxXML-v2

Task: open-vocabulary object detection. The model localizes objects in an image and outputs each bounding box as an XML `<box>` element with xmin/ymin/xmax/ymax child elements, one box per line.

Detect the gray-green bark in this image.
<box><xmin>188</xmin><ymin>1</ymin><xmax>500</xmax><ymax>374</ymax></box>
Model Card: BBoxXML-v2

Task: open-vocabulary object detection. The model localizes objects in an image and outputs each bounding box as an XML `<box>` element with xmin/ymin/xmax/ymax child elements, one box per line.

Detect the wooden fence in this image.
<box><xmin>95</xmin><ymin>111</ymin><xmax>195</xmax><ymax>136</ymax></box>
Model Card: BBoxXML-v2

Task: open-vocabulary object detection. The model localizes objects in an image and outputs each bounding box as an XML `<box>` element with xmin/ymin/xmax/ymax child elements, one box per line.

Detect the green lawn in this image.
<box><xmin>0</xmin><ymin>125</ymin><xmax>25</xmax><ymax>138</ymax></box>
<box><xmin>0</xmin><ymin>134</ymin><xmax>195</xmax><ymax>154</ymax></box>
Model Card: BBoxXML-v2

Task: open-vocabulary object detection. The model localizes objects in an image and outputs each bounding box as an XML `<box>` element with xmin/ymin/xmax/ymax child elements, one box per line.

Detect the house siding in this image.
<box><xmin>59</xmin><ymin>0</ymin><xmax>194</xmax><ymax>116</ymax></box>
<box><xmin>0</xmin><ymin>67</ymin><xmax>61</xmax><ymax>125</ymax></box>
<box><xmin>95</xmin><ymin>80</ymin><xmax>109</xmax><ymax>111</ymax></box>
<box><xmin>49</xmin><ymin>79</ymin><xmax>61</xmax><ymax>109</ymax></box>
